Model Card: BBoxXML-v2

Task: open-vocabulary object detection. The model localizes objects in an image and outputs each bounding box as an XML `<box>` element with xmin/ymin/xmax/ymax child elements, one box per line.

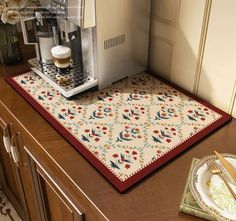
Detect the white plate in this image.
<box><xmin>189</xmin><ymin>154</ymin><xmax>236</xmax><ymax>221</ymax></box>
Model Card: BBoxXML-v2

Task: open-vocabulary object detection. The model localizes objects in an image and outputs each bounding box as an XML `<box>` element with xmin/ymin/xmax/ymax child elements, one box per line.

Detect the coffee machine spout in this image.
<box><xmin>21</xmin><ymin>18</ymin><xmax>41</xmax><ymax>62</ymax></box>
<box><xmin>20</xmin><ymin>9</ymin><xmax>59</xmax><ymax>64</ymax></box>
<box><xmin>63</xmin><ymin>21</ymin><xmax>70</xmax><ymax>43</ymax></box>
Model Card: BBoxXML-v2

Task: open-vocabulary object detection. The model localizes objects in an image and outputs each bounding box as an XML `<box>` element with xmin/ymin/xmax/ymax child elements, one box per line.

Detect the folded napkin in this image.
<box><xmin>179</xmin><ymin>158</ymin><xmax>216</xmax><ymax>221</ymax></box>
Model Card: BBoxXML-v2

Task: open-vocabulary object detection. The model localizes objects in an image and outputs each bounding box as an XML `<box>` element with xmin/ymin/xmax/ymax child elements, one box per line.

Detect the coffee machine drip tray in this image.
<box><xmin>28</xmin><ymin>58</ymin><xmax>98</xmax><ymax>99</ymax></box>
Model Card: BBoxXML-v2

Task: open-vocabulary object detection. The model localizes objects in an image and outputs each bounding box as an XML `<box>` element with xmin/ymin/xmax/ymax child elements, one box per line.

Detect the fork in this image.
<box><xmin>207</xmin><ymin>160</ymin><xmax>236</xmax><ymax>200</ymax></box>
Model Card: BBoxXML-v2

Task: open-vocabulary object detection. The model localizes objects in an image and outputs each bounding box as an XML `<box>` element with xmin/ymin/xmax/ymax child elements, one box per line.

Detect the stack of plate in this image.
<box><xmin>189</xmin><ymin>154</ymin><xmax>236</xmax><ymax>221</ymax></box>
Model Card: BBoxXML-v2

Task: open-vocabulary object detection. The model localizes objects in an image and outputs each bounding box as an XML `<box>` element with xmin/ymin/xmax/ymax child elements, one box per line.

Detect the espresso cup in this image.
<box><xmin>51</xmin><ymin>46</ymin><xmax>72</xmax><ymax>86</ymax></box>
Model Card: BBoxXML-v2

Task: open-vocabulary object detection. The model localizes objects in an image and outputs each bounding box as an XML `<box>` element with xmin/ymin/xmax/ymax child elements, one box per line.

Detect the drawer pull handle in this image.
<box><xmin>11</xmin><ymin>132</ymin><xmax>26</xmax><ymax>168</ymax></box>
<box><xmin>11</xmin><ymin>143</ymin><xmax>20</xmax><ymax>164</ymax></box>
<box><xmin>2</xmin><ymin>124</ymin><xmax>11</xmax><ymax>154</ymax></box>
<box><xmin>3</xmin><ymin>134</ymin><xmax>11</xmax><ymax>153</ymax></box>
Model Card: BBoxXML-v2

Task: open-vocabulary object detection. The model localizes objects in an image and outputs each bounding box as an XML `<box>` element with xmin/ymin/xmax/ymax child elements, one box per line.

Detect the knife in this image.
<box><xmin>214</xmin><ymin>150</ymin><xmax>236</xmax><ymax>182</ymax></box>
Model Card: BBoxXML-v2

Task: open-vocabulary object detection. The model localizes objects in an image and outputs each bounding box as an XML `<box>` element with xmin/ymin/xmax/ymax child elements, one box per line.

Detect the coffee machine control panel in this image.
<box><xmin>39</xmin><ymin>0</ymin><xmax>95</xmax><ymax>28</ymax></box>
<box><xmin>52</xmin><ymin>0</ymin><xmax>67</xmax><ymax>18</ymax></box>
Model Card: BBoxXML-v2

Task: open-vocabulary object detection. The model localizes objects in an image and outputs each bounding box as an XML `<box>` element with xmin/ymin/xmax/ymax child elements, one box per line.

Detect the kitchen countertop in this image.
<box><xmin>0</xmin><ymin>41</ymin><xmax>236</xmax><ymax>221</ymax></box>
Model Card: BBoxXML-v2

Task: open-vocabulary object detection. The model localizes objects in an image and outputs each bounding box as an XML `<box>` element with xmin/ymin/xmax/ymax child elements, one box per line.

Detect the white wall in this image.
<box><xmin>149</xmin><ymin>0</ymin><xmax>236</xmax><ymax>118</ymax></box>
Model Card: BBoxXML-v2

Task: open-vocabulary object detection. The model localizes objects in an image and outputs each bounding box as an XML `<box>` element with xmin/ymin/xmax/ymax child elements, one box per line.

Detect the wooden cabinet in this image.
<box><xmin>0</xmin><ymin>100</ymin><xmax>105</xmax><ymax>221</ymax></box>
<box><xmin>0</xmin><ymin>104</ymin><xmax>29</xmax><ymax>221</ymax></box>
<box><xmin>0</xmin><ymin>101</ymin><xmax>41</xmax><ymax>221</ymax></box>
<box><xmin>27</xmin><ymin>156</ymin><xmax>84</xmax><ymax>221</ymax></box>
<box><xmin>0</xmin><ymin>99</ymin><xmax>85</xmax><ymax>221</ymax></box>
<box><xmin>24</xmin><ymin>145</ymin><xmax>107</xmax><ymax>221</ymax></box>
<box><xmin>40</xmin><ymin>175</ymin><xmax>83</xmax><ymax>221</ymax></box>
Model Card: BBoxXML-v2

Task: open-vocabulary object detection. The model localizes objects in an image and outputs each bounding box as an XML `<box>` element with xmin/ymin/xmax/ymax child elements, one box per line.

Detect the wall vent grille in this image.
<box><xmin>104</xmin><ymin>34</ymin><xmax>126</xmax><ymax>50</ymax></box>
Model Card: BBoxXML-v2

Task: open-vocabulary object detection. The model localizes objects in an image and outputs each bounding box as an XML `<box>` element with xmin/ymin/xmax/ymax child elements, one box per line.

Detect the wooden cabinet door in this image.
<box><xmin>0</xmin><ymin>101</ymin><xmax>42</xmax><ymax>221</ymax></box>
<box><xmin>10</xmin><ymin>128</ymin><xmax>42</xmax><ymax>221</ymax></box>
<box><xmin>0</xmin><ymin>116</ymin><xmax>29</xmax><ymax>221</ymax></box>
<box><xmin>29</xmin><ymin>158</ymin><xmax>84</xmax><ymax>221</ymax></box>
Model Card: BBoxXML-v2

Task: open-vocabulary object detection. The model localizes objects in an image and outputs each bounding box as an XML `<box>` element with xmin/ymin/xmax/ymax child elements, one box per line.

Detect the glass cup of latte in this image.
<box><xmin>51</xmin><ymin>45</ymin><xmax>73</xmax><ymax>87</ymax></box>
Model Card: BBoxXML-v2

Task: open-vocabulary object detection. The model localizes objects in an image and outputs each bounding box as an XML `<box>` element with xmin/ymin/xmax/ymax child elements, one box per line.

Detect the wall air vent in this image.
<box><xmin>104</xmin><ymin>34</ymin><xmax>126</xmax><ymax>50</ymax></box>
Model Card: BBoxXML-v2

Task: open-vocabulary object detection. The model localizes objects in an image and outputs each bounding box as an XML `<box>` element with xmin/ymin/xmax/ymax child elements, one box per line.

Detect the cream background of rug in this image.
<box><xmin>149</xmin><ymin>0</ymin><xmax>236</xmax><ymax>118</ymax></box>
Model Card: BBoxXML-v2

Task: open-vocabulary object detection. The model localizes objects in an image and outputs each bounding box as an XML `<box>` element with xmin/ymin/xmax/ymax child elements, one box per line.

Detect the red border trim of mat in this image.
<box><xmin>5</xmin><ymin>73</ymin><xmax>232</xmax><ymax>192</ymax></box>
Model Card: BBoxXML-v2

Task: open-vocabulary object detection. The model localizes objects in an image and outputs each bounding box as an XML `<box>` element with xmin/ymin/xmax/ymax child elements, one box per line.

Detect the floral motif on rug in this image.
<box><xmin>7</xmin><ymin>72</ymin><xmax>231</xmax><ymax>191</ymax></box>
<box><xmin>0</xmin><ymin>187</ymin><xmax>21</xmax><ymax>221</ymax></box>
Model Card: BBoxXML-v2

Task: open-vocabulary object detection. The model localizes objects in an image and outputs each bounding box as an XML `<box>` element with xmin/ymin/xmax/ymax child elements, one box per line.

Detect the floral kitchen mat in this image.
<box><xmin>6</xmin><ymin>72</ymin><xmax>232</xmax><ymax>192</ymax></box>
